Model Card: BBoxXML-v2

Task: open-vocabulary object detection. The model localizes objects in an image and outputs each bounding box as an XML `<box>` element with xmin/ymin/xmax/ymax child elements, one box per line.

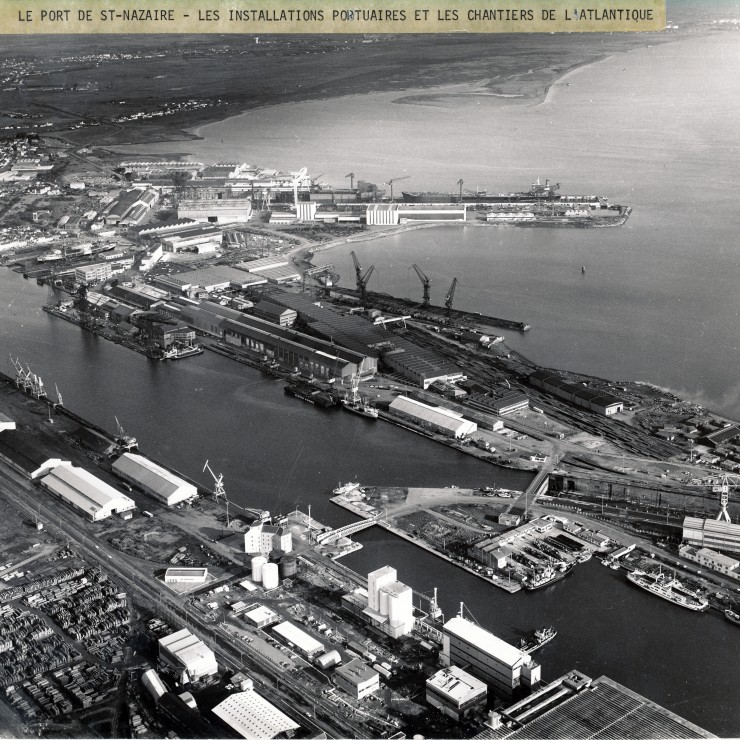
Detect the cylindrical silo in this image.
<box><xmin>279</xmin><ymin>554</ymin><xmax>298</xmax><ymax>579</ymax></box>
<box><xmin>262</xmin><ymin>562</ymin><xmax>279</xmax><ymax>590</ymax></box>
<box><xmin>269</xmin><ymin>549</ymin><xmax>285</xmax><ymax>563</ymax></box>
<box><xmin>379</xmin><ymin>588</ymin><xmax>389</xmax><ymax>616</ymax></box>
<box><xmin>251</xmin><ymin>555</ymin><xmax>267</xmax><ymax>583</ymax></box>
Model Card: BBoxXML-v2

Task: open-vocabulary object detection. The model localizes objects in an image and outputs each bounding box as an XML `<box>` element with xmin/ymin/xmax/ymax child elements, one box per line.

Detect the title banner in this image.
<box><xmin>3</xmin><ymin>0</ymin><xmax>665</xmax><ymax>33</ymax></box>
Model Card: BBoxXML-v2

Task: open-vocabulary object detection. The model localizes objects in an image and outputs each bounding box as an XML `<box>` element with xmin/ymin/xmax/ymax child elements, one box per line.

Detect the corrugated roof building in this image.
<box><xmin>211</xmin><ymin>690</ymin><xmax>299</xmax><ymax>740</ymax></box>
<box><xmin>112</xmin><ymin>452</ymin><xmax>197</xmax><ymax>506</ymax></box>
<box><xmin>389</xmin><ymin>396</ymin><xmax>477</xmax><ymax>438</ymax></box>
<box><xmin>159</xmin><ymin>628</ymin><xmax>218</xmax><ymax>682</ymax></box>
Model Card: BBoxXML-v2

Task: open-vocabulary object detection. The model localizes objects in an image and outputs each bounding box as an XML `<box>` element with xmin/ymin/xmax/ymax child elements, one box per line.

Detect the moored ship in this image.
<box><xmin>725</xmin><ymin>609</ymin><xmax>740</xmax><ymax>626</ymax></box>
<box><xmin>333</xmin><ymin>481</ymin><xmax>361</xmax><ymax>496</ymax></box>
<box><xmin>284</xmin><ymin>382</ymin><xmax>339</xmax><ymax>409</ymax></box>
<box><xmin>341</xmin><ymin>372</ymin><xmax>379</xmax><ymax>419</ymax></box>
<box><xmin>519</xmin><ymin>626</ymin><xmax>557</xmax><ymax>654</ymax></box>
<box><xmin>627</xmin><ymin>569</ymin><xmax>709</xmax><ymax>611</ymax></box>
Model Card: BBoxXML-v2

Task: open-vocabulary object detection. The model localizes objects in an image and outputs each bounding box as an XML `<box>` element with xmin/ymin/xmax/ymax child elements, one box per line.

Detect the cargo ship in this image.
<box><xmin>626</xmin><ymin>569</ymin><xmax>709</xmax><ymax>611</ymax></box>
<box><xmin>523</xmin><ymin>562</ymin><xmax>574</xmax><ymax>591</ymax></box>
<box><xmin>402</xmin><ymin>179</ymin><xmax>610</xmax><ymax>207</ymax></box>
<box><xmin>519</xmin><ymin>626</ymin><xmax>557</xmax><ymax>654</ymax></box>
<box><xmin>284</xmin><ymin>382</ymin><xmax>339</xmax><ymax>409</ymax></box>
<box><xmin>341</xmin><ymin>372</ymin><xmax>379</xmax><ymax>419</ymax></box>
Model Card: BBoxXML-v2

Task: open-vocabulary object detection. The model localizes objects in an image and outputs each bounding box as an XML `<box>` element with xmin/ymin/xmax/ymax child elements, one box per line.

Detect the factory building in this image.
<box><xmin>364</xmin><ymin>566</ymin><xmax>415</xmax><ymax>638</ymax></box>
<box><xmin>109</xmin><ymin>283</ymin><xmax>170</xmax><ymax>310</ymax></box>
<box><xmin>40</xmin><ymin>463</ymin><xmax>136</xmax><ymax>521</ymax></box>
<box><xmin>683</xmin><ymin>516</ymin><xmax>740</xmax><ymax>556</ymax></box>
<box><xmin>383</xmin><ymin>338</ymin><xmax>466</xmax><ymax>388</ymax></box>
<box><xmin>529</xmin><ymin>370</ymin><xmax>624</xmax><ymax>416</ymax></box>
<box><xmin>335</xmin><ymin>659</ymin><xmax>380</xmax><ymax>700</ymax></box>
<box><xmin>679</xmin><ymin>545</ymin><xmax>739</xmax><ymax>575</ymax></box>
<box><xmin>112</xmin><ymin>453</ymin><xmax>198</xmax><ymax>506</ymax></box>
<box><xmin>141</xmin><ymin>669</ymin><xmax>167</xmax><ymax>703</ymax></box>
<box><xmin>0</xmin><ymin>413</ymin><xmax>16</xmax><ymax>433</ymax></box>
<box><xmin>74</xmin><ymin>262</ymin><xmax>112</xmax><ymax>285</ymax></box>
<box><xmin>158</xmin><ymin>629</ymin><xmax>218</xmax><ymax>683</ymax></box>
<box><xmin>154</xmin><ymin>222</ymin><xmax>223</xmax><ymax>253</ymax></box>
<box><xmin>177</xmin><ymin>197</ymin><xmax>253</xmax><ymax>224</ymax></box>
<box><xmin>244</xmin><ymin>522</ymin><xmax>292</xmax><ymax>555</ymax></box>
<box><xmin>232</xmin><ymin>257</ymin><xmax>300</xmax><ymax>284</ymax></box>
<box><xmin>211</xmin><ymin>689</ymin><xmax>299</xmax><ymax>739</ymax></box>
<box><xmin>466</xmin><ymin>391</ymin><xmax>530</xmax><ymax>416</ymax></box>
<box><xmin>388</xmin><ymin>396</ymin><xmax>477</xmax><ymax>439</ymax></box>
<box><xmin>160</xmin><ymin>265</ymin><xmax>267</xmax><ymax>294</ymax></box>
<box><xmin>426</xmin><ymin>666</ymin><xmax>488</xmax><ymax>720</ymax></box>
<box><xmin>252</xmin><ymin>300</ymin><xmax>297</xmax><ymax>327</ymax></box>
<box><xmin>442</xmin><ymin>616</ymin><xmax>540</xmax><ymax>697</ymax></box>
<box><xmin>366</xmin><ymin>203</ymin><xmax>468</xmax><ymax>225</ymax></box>
<box><xmin>243</xmin><ymin>605</ymin><xmax>280</xmax><ymax>629</ymax></box>
<box><xmin>164</xmin><ymin>568</ymin><xmax>209</xmax><ymax>584</ymax></box>
<box><xmin>102</xmin><ymin>187</ymin><xmax>159</xmax><ymax>225</ymax></box>
<box><xmin>272</xmin><ymin>621</ymin><xmax>325</xmax><ymax>659</ymax></box>
<box><xmin>483</xmin><ymin>671</ymin><xmax>715</xmax><ymax>739</ymax></box>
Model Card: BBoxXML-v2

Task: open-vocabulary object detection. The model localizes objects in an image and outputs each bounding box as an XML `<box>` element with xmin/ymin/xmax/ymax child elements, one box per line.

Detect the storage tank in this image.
<box><xmin>379</xmin><ymin>588</ymin><xmax>389</xmax><ymax>616</ymax></box>
<box><xmin>251</xmin><ymin>555</ymin><xmax>267</xmax><ymax>583</ymax></box>
<box><xmin>279</xmin><ymin>554</ymin><xmax>298</xmax><ymax>578</ymax></box>
<box><xmin>261</xmin><ymin>562</ymin><xmax>279</xmax><ymax>590</ymax></box>
<box><xmin>269</xmin><ymin>548</ymin><xmax>285</xmax><ymax>563</ymax></box>
<box><xmin>314</xmin><ymin>650</ymin><xmax>342</xmax><ymax>670</ymax></box>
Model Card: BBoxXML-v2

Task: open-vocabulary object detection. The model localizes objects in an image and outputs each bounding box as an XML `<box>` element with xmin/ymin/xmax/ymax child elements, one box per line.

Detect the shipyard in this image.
<box><xmin>0</xmin><ymin>14</ymin><xmax>739</xmax><ymax>740</ymax></box>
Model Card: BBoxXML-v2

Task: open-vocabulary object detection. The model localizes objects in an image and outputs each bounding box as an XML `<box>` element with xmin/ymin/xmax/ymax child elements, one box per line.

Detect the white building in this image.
<box><xmin>158</xmin><ymin>628</ymin><xmax>218</xmax><ymax>683</ymax></box>
<box><xmin>40</xmin><ymin>463</ymin><xmax>136</xmax><ymax>521</ymax></box>
<box><xmin>0</xmin><ymin>413</ymin><xmax>16</xmax><ymax>433</ymax></box>
<box><xmin>426</xmin><ymin>665</ymin><xmax>488</xmax><ymax>720</ymax></box>
<box><xmin>244</xmin><ymin>523</ymin><xmax>292</xmax><ymax>555</ymax></box>
<box><xmin>683</xmin><ymin>516</ymin><xmax>740</xmax><ymax>555</ymax></box>
<box><xmin>212</xmin><ymin>689</ymin><xmax>299</xmax><ymax>739</ymax></box>
<box><xmin>335</xmin><ymin>659</ymin><xmax>380</xmax><ymax>700</ymax></box>
<box><xmin>141</xmin><ymin>669</ymin><xmax>167</xmax><ymax>703</ymax></box>
<box><xmin>679</xmin><ymin>544</ymin><xmax>739</xmax><ymax>575</ymax></box>
<box><xmin>272</xmin><ymin>621</ymin><xmax>325</xmax><ymax>659</ymax></box>
<box><xmin>164</xmin><ymin>568</ymin><xmax>208</xmax><ymax>584</ymax></box>
<box><xmin>112</xmin><ymin>453</ymin><xmax>198</xmax><ymax>506</ymax></box>
<box><xmin>243</xmin><ymin>605</ymin><xmax>280</xmax><ymax>629</ymax></box>
<box><xmin>388</xmin><ymin>396</ymin><xmax>477</xmax><ymax>439</ymax></box>
<box><xmin>75</xmin><ymin>262</ymin><xmax>112</xmax><ymax>285</ymax></box>
<box><xmin>442</xmin><ymin>616</ymin><xmax>541</xmax><ymax>697</ymax></box>
<box><xmin>364</xmin><ymin>565</ymin><xmax>415</xmax><ymax>638</ymax></box>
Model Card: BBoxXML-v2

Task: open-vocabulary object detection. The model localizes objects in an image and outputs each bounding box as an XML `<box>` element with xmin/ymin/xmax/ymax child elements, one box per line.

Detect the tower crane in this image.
<box><xmin>383</xmin><ymin>175</ymin><xmax>410</xmax><ymax>202</ymax></box>
<box><xmin>457</xmin><ymin>179</ymin><xmax>464</xmax><ymax>203</ymax></box>
<box><xmin>350</xmin><ymin>251</ymin><xmax>375</xmax><ymax>304</ymax></box>
<box><xmin>712</xmin><ymin>473</ymin><xmax>740</xmax><ymax>523</ymax></box>
<box><xmin>444</xmin><ymin>277</ymin><xmax>458</xmax><ymax>316</ymax></box>
<box><xmin>411</xmin><ymin>264</ymin><xmax>431</xmax><ymax>307</ymax></box>
<box><xmin>345</xmin><ymin>172</ymin><xmax>355</xmax><ymax>190</ymax></box>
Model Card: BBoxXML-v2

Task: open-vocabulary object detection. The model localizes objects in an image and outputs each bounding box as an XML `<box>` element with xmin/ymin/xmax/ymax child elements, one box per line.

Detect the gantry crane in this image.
<box><xmin>412</xmin><ymin>264</ymin><xmax>431</xmax><ymax>307</ymax></box>
<box><xmin>384</xmin><ymin>175</ymin><xmax>410</xmax><ymax>202</ymax></box>
<box><xmin>444</xmin><ymin>277</ymin><xmax>458</xmax><ymax>316</ymax></box>
<box><xmin>457</xmin><ymin>179</ymin><xmax>464</xmax><ymax>203</ymax></box>
<box><xmin>350</xmin><ymin>251</ymin><xmax>375</xmax><ymax>304</ymax></box>
<box><xmin>712</xmin><ymin>473</ymin><xmax>740</xmax><ymax>523</ymax></box>
<box><xmin>345</xmin><ymin>172</ymin><xmax>355</xmax><ymax>190</ymax></box>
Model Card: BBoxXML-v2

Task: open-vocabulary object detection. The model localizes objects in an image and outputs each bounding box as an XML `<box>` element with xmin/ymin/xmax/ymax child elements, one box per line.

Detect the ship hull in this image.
<box><xmin>341</xmin><ymin>399</ymin><xmax>379</xmax><ymax>419</ymax></box>
<box><xmin>627</xmin><ymin>571</ymin><xmax>709</xmax><ymax>611</ymax></box>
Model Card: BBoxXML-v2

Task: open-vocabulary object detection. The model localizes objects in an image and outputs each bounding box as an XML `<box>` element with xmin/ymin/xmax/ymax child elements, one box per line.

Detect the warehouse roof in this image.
<box><xmin>112</xmin><ymin>452</ymin><xmax>197</xmax><ymax>504</ymax></box>
<box><xmin>444</xmin><ymin>616</ymin><xmax>527</xmax><ymax>669</ymax></box>
<box><xmin>272</xmin><ymin>620</ymin><xmax>324</xmax><ymax>655</ymax></box>
<box><xmin>336</xmin><ymin>658</ymin><xmax>378</xmax><ymax>685</ymax></box>
<box><xmin>212</xmin><ymin>690</ymin><xmax>299</xmax><ymax>740</ymax></box>
<box><xmin>427</xmin><ymin>666</ymin><xmax>487</xmax><ymax>702</ymax></box>
<box><xmin>159</xmin><ymin>628</ymin><xmax>217</xmax><ymax>671</ymax></box>
<box><xmin>389</xmin><ymin>396</ymin><xmax>475</xmax><ymax>435</ymax></box>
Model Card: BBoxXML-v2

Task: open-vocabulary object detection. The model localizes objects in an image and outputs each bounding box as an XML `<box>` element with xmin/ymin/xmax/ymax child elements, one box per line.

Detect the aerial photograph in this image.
<box><xmin>0</xmin><ymin>1</ymin><xmax>738</xmax><ymax>737</ymax></box>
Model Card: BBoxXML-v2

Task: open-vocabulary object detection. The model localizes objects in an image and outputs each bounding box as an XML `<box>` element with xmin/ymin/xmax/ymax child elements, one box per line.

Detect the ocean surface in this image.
<box><xmin>1</xmin><ymin>268</ymin><xmax>740</xmax><ymax>736</ymax></box>
<box><xmin>120</xmin><ymin>31</ymin><xmax>740</xmax><ymax>418</ymax></box>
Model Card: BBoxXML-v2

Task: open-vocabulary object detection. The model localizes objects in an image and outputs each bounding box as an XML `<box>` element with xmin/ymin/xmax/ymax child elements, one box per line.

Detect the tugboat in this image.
<box><xmin>341</xmin><ymin>373</ymin><xmax>379</xmax><ymax>419</ymax></box>
<box><xmin>519</xmin><ymin>626</ymin><xmax>557</xmax><ymax>654</ymax></box>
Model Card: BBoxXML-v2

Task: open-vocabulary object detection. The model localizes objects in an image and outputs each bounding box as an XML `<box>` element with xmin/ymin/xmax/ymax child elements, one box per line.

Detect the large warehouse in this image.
<box><xmin>112</xmin><ymin>453</ymin><xmax>198</xmax><ymax>506</ymax></box>
<box><xmin>529</xmin><ymin>370</ymin><xmax>624</xmax><ymax>416</ymax></box>
<box><xmin>442</xmin><ymin>616</ymin><xmax>540</xmax><ymax>698</ymax></box>
<box><xmin>388</xmin><ymin>396</ymin><xmax>477</xmax><ymax>439</ymax></box>
<box><xmin>40</xmin><ymin>463</ymin><xmax>136</xmax><ymax>521</ymax></box>
<box><xmin>683</xmin><ymin>516</ymin><xmax>740</xmax><ymax>555</ymax></box>
<box><xmin>212</xmin><ymin>689</ymin><xmax>299</xmax><ymax>739</ymax></box>
<box><xmin>271</xmin><ymin>621</ymin><xmax>324</xmax><ymax>659</ymax></box>
<box><xmin>159</xmin><ymin>629</ymin><xmax>218</xmax><ymax>683</ymax></box>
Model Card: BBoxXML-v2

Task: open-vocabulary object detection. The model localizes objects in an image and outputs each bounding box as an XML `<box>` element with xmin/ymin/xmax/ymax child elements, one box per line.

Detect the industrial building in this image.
<box><xmin>159</xmin><ymin>265</ymin><xmax>267</xmax><ymax>294</ymax></box>
<box><xmin>164</xmin><ymin>568</ymin><xmax>209</xmax><ymax>584</ymax></box>
<box><xmin>334</xmin><ymin>659</ymin><xmax>380</xmax><ymax>699</ymax></box>
<box><xmin>158</xmin><ymin>629</ymin><xmax>218</xmax><ymax>683</ymax></box>
<box><xmin>243</xmin><ymin>605</ymin><xmax>280</xmax><ymax>629</ymax></box>
<box><xmin>478</xmin><ymin>671</ymin><xmax>714</xmax><ymax>739</ymax></box>
<box><xmin>153</xmin><ymin>222</ymin><xmax>223</xmax><ymax>253</ymax></box>
<box><xmin>234</xmin><ymin>257</ymin><xmax>301</xmax><ymax>284</ymax></box>
<box><xmin>529</xmin><ymin>370</ymin><xmax>624</xmax><ymax>416</ymax></box>
<box><xmin>75</xmin><ymin>262</ymin><xmax>112</xmax><ymax>285</ymax></box>
<box><xmin>679</xmin><ymin>545</ymin><xmax>739</xmax><ymax>575</ymax></box>
<box><xmin>426</xmin><ymin>666</ymin><xmax>488</xmax><ymax>720</ymax></box>
<box><xmin>211</xmin><ymin>689</ymin><xmax>299</xmax><ymax>739</ymax></box>
<box><xmin>141</xmin><ymin>669</ymin><xmax>167</xmax><ymax>703</ymax></box>
<box><xmin>0</xmin><ymin>413</ymin><xmax>16</xmax><ymax>434</ymax></box>
<box><xmin>109</xmin><ymin>283</ymin><xmax>170</xmax><ymax>310</ymax></box>
<box><xmin>388</xmin><ymin>395</ymin><xmax>477</xmax><ymax>439</ymax></box>
<box><xmin>366</xmin><ymin>203</ymin><xmax>468</xmax><ymax>225</ymax></box>
<box><xmin>442</xmin><ymin>616</ymin><xmax>540</xmax><ymax>697</ymax></box>
<box><xmin>112</xmin><ymin>452</ymin><xmax>198</xmax><ymax>506</ymax></box>
<box><xmin>683</xmin><ymin>516</ymin><xmax>740</xmax><ymax>556</ymax></box>
<box><xmin>244</xmin><ymin>522</ymin><xmax>292</xmax><ymax>555</ymax></box>
<box><xmin>40</xmin><ymin>463</ymin><xmax>136</xmax><ymax>521</ymax></box>
<box><xmin>252</xmin><ymin>300</ymin><xmax>297</xmax><ymax>327</ymax></box>
<box><xmin>272</xmin><ymin>621</ymin><xmax>325</xmax><ymax>659</ymax></box>
<box><xmin>102</xmin><ymin>187</ymin><xmax>159</xmax><ymax>225</ymax></box>
<box><xmin>466</xmin><ymin>391</ymin><xmax>530</xmax><ymax>416</ymax></box>
<box><xmin>177</xmin><ymin>197</ymin><xmax>253</xmax><ymax>224</ymax></box>
<box><xmin>363</xmin><ymin>565</ymin><xmax>415</xmax><ymax>638</ymax></box>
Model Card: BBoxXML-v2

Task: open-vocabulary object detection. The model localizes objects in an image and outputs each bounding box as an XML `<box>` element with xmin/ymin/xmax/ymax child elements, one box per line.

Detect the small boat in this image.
<box><xmin>519</xmin><ymin>626</ymin><xmax>557</xmax><ymax>654</ymax></box>
<box><xmin>333</xmin><ymin>482</ymin><xmax>361</xmax><ymax>496</ymax></box>
<box><xmin>581</xmin><ymin>265</ymin><xmax>586</xmax><ymax>274</ymax></box>
<box><xmin>725</xmin><ymin>609</ymin><xmax>740</xmax><ymax>626</ymax></box>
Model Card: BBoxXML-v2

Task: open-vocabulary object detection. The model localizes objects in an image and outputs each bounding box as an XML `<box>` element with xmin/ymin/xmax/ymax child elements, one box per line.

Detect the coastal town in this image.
<box><xmin>1</xmin><ymin>20</ymin><xmax>740</xmax><ymax>740</ymax></box>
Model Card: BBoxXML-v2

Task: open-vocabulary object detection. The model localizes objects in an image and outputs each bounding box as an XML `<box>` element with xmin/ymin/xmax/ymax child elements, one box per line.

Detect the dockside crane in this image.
<box><xmin>411</xmin><ymin>264</ymin><xmax>431</xmax><ymax>307</ymax></box>
<box><xmin>345</xmin><ymin>172</ymin><xmax>355</xmax><ymax>190</ymax></box>
<box><xmin>383</xmin><ymin>175</ymin><xmax>410</xmax><ymax>202</ymax></box>
<box><xmin>457</xmin><ymin>179</ymin><xmax>464</xmax><ymax>203</ymax></box>
<box><xmin>114</xmin><ymin>416</ymin><xmax>137</xmax><ymax>451</ymax></box>
<box><xmin>444</xmin><ymin>277</ymin><xmax>458</xmax><ymax>316</ymax></box>
<box><xmin>203</xmin><ymin>459</ymin><xmax>229</xmax><ymax>526</ymax></box>
<box><xmin>712</xmin><ymin>473</ymin><xmax>740</xmax><ymax>523</ymax></box>
<box><xmin>351</xmin><ymin>251</ymin><xmax>375</xmax><ymax>304</ymax></box>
